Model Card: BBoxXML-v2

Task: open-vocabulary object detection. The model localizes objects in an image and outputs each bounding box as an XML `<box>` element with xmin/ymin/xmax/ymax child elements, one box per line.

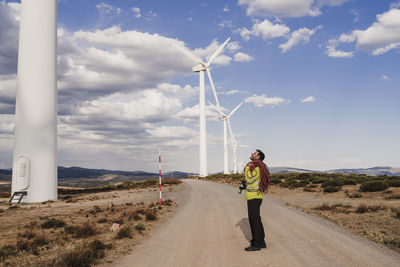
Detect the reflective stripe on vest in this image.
<box><xmin>245</xmin><ymin>167</ymin><xmax>260</xmax><ymax>192</ymax></box>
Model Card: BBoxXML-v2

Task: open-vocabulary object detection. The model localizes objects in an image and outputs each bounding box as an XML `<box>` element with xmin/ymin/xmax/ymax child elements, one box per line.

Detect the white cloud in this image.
<box><xmin>132</xmin><ymin>7</ymin><xmax>141</xmax><ymax>18</ymax></box>
<box><xmin>381</xmin><ymin>74</ymin><xmax>390</xmax><ymax>80</ymax></box>
<box><xmin>239</xmin><ymin>19</ymin><xmax>290</xmax><ymax>41</ymax></box>
<box><xmin>96</xmin><ymin>2</ymin><xmax>120</xmax><ymax>15</ymax></box>
<box><xmin>146</xmin><ymin>126</ymin><xmax>197</xmax><ymax>139</ymax></box>
<box><xmin>226</xmin><ymin>41</ymin><xmax>241</xmax><ymax>52</ymax></box>
<box><xmin>244</xmin><ymin>94</ymin><xmax>287</xmax><ymax>107</ymax></box>
<box><xmin>175</xmin><ymin>104</ymin><xmax>219</xmax><ymax>122</ymax></box>
<box><xmin>238</xmin><ymin>0</ymin><xmax>349</xmax><ymax>18</ymax></box>
<box><xmin>223</xmin><ymin>5</ymin><xmax>229</xmax><ymax>12</ymax></box>
<box><xmin>234</xmin><ymin>52</ymin><xmax>254</xmax><ymax>62</ymax></box>
<box><xmin>78</xmin><ymin>90</ymin><xmax>181</xmax><ymax>121</ymax></box>
<box><xmin>328</xmin><ymin>7</ymin><xmax>400</xmax><ymax>56</ymax></box>
<box><xmin>279</xmin><ymin>26</ymin><xmax>321</xmax><ymax>53</ymax></box>
<box><xmin>325</xmin><ymin>39</ymin><xmax>354</xmax><ymax>58</ymax></box>
<box><xmin>300</xmin><ymin>96</ymin><xmax>316</xmax><ymax>102</ymax></box>
<box><xmin>193</xmin><ymin>39</ymin><xmax>232</xmax><ymax>65</ymax></box>
<box><xmin>225</xmin><ymin>89</ymin><xmax>248</xmax><ymax>95</ymax></box>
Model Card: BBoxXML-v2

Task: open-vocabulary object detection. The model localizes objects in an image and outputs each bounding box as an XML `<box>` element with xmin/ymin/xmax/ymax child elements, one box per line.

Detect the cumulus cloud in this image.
<box><xmin>326</xmin><ymin>7</ymin><xmax>400</xmax><ymax>57</ymax></box>
<box><xmin>239</xmin><ymin>19</ymin><xmax>290</xmax><ymax>41</ymax></box>
<box><xmin>234</xmin><ymin>52</ymin><xmax>254</xmax><ymax>62</ymax></box>
<box><xmin>0</xmin><ymin>1</ymin><xmax>19</xmax><ymax>75</ymax></box>
<box><xmin>244</xmin><ymin>94</ymin><xmax>287</xmax><ymax>107</ymax></box>
<box><xmin>325</xmin><ymin>39</ymin><xmax>354</xmax><ymax>58</ymax></box>
<box><xmin>175</xmin><ymin>104</ymin><xmax>219</xmax><ymax>122</ymax></box>
<box><xmin>300</xmin><ymin>96</ymin><xmax>316</xmax><ymax>102</ymax></box>
<box><xmin>238</xmin><ymin>0</ymin><xmax>349</xmax><ymax>18</ymax></box>
<box><xmin>146</xmin><ymin>126</ymin><xmax>197</xmax><ymax>139</ymax></box>
<box><xmin>279</xmin><ymin>25</ymin><xmax>322</xmax><ymax>53</ymax></box>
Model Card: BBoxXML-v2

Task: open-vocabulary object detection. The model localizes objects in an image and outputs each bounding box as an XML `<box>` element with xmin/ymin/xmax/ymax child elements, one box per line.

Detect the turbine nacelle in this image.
<box><xmin>192</xmin><ymin>64</ymin><xmax>206</xmax><ymax>72</ymax></box>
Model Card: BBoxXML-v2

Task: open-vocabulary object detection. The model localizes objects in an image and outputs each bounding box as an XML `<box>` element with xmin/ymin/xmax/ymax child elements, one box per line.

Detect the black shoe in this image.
<box><xmin>260</xmin><ymin>244</ymin><xmax>267</xmax><ymax>248</ymax></box>
<box><xmin>245</xmin><ymin>245</ymin><xmax>261</xmax><ymax>251</ymax></box>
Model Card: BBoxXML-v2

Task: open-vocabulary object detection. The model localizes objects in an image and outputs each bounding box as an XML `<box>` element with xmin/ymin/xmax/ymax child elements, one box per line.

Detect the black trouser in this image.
<box><xmin>247</xmin><ymin>198</ymin><xmax>265</xmax><ymax>247</ymax></box>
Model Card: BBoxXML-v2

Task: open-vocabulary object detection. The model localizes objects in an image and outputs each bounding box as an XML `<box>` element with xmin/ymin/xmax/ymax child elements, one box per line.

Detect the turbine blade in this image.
<box><xmin>206</xmin><ymin>68</ymin><xmax>223</xmax><ymax>119</ymax></box>
<box><xmin>173</xmin><ymin>43</ymin><xmax>205</xmax><ymax>65</ymax></box>
<box><xmin>206</xmin><ymin>37</ymin><xmax>231</xmax><ymax>66</ymax></box>
<box><xmin>228</xmin><ymin>102</ymin><xmax>243</xmax><ymax>118</ymax></box>
<box><xmin>227</xmin><ymin>119</ymin><xmax>237</xmax><ymax>145</ymax></box>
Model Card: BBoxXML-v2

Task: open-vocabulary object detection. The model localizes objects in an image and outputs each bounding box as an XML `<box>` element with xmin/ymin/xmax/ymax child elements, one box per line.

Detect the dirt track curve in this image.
<box><xmin>114</xmin><ymin>179</ymin><xmax>400</xmax><ymax>267</ymax></box>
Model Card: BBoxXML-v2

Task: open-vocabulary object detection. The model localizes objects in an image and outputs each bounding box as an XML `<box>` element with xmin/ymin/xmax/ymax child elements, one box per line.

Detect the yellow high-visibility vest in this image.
<box><xmin>244</xmin><ymin>166</ymin><xmax>263</xmax><ymax>200</ymax></box>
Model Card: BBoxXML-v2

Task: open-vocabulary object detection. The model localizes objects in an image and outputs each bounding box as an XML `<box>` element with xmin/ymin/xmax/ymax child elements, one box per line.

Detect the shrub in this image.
<box><xmin>387</xmin><ymin>179</ymin><xmax>400</xmax><ymax>188</ymax></box>
<box><xmin>349</xmin><ymin>193</ymin><xmax>362</xmax><ymax>198</ymax></box>
<box><xmin>115</xmin><ymin>225</ymin><xmax>132</xmax><ymax>239</ymax></box>
<box><xmin>322</xmin><ymin>180</ymin><xmax>344</xmax><ymax>188</ymax></box>
<box><xmin>41</xmin><ymin>218</ymin><xmax>66</xmax><ymax>229</ymax></box>
<box><xmin>90</xmin><ymin>206</ymin><xmax>102</xmax><ymax>215</ymax></box>
<box><xmin>323</xmin><ymin>186</ymin><xmax>340</xmax><ymax>193</ymax></box>
<box><xmin>341</xmin><ymin>179</ymin><xmax>357</xmax><ymax>185</ymax></box>
<box><xmin>97</xmin><ymin>218</ymin><xmax>108</xmax><ymax>223</ymax></box>
<box><xmin>54</xmin><ymin>239</ymin><xmax>107</xmax><ymax>267</ymax></box>
<box><xmin>295</xmin><ymin>180</ymin><xmax>309</xmax><ymax>188</ymax></box>
<box><xmin>314</xmin><ymin>203</ymin><xmax>335</xmax><ymax>210</ymax></box>
<box><xmin>360</xmin><ymin>181</ymin><xmax>388</xmax><ymax>192</ymax></box>
<box><xmin>311</xmin><ymin>178</ymin><xmax>328</xmax><ymax>184</ymax></box>
<box><xmin>355</xmin><ymin>204</ymin><xmax>369</xmax><ymax>213</ymax></box>
<box><xmin>134</xmin><ymin>223</ymin><xmax>145</xmax><ymax>233</ymax></box>
<box><xmin>145</xmin><ymin>209</ymin><xmax>157</xmax><ymax>221</ymax></box>
<box><xmin>74</xmin><ymin>222</ymin><xmax>97</xmax><ymax>238</ymax></box>
<box><xmin>162</xmin><ymin>199</ymin><xmax>173</xmax><ymax>206</ymax></box>
<box><xmin>385</xmin><ymin>195</ymin><xmax>400</xmax><ymax>200</ymax></box>
<box><xmin>270</xmin><ymin>178</ymin><xmax>282</xmax><ymax>184</ymax></box>
<box><xmin>0</xmin><ymin>245</ymin><xmax>17</xmax><ymax>260</ymax></box>
<box><xmin>394</xmin><ymin>211</ymin><xmax>400</xmax><ymax>219</ymax></box>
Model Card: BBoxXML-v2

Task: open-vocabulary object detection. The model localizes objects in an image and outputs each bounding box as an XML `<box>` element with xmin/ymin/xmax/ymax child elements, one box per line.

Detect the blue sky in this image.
<box><xmin>0</xmin><ymin>0</ymin><xmax>399</xmax><ymax>173</ymax></box>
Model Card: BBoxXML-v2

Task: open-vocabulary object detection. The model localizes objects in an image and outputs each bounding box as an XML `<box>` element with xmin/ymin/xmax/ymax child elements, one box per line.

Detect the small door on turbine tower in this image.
<box><xmin>16</xmin><ymin>156</ymin><xmax>30</xmax><ymax>190</ymax></box>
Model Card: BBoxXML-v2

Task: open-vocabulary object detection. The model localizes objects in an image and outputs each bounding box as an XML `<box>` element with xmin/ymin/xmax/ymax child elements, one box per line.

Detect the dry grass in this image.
<box><xmin>0</xmin><ymin>184</ymin><xmax>177</xmax><ymax>267</ymax></box>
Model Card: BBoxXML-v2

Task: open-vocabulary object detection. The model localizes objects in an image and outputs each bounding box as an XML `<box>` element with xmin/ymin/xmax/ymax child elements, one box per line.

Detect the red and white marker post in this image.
<box><xmin>158</xmin><ymin>149</ymin><xmax>162</xmax><ymax>206</ymax></box>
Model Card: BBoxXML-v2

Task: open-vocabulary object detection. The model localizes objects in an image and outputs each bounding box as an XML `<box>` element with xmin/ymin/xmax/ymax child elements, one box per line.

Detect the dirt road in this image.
<box><xmin>115</xmin><ymin>179</ymin><xmax>400</xmax><ymax>267</ymax></box>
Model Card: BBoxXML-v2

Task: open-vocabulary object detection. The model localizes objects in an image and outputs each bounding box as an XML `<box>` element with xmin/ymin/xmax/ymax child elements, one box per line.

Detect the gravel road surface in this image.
<box><xmin>115</xmin><ymin>179</ymin><xmax>400</xmax><ymax>267</ymax></box>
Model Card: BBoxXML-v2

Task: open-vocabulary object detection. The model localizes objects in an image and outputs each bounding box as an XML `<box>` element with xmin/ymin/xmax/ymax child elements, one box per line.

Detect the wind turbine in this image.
<box><xmin>209</xmin><ymin>101</ymin><xmax>243</xmax><ymax>174</ymax></box>
<box><xmin>227</xmin><ymin>118</ymin><xmax>249</xmax><ymax>174</ymax></box>
<box><xmin>11</xmin><ymin>0</ymin><xmax>57</xmax><ymax>203</ymax></box>
<box><xmin>176</xmin><ymin>38</ymin><xmax>231</xmax><ymax>177</ymax></box>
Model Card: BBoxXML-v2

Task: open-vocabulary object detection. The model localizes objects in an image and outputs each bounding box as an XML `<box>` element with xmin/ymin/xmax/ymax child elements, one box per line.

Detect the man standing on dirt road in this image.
<box><xmin>243</xmin><ymin>149</ymin><xmax>271</xmax><ymax>251</ymax></box>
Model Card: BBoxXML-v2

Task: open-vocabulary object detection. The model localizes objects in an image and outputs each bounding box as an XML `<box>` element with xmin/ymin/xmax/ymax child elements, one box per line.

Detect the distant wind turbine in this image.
<box><xmin>227</xmin><ymin>118</ymin><xmax>249</xmax><ymax>174</ymax></box>
<box><xmin>209</xmin><ymin>101</ymin><xmax>243</xmax><ymax>174</ymax></box>
<box><xmin>176</xmin><ymin>38</ymin><xmax>231</xmax><ymax>177</ymax></box>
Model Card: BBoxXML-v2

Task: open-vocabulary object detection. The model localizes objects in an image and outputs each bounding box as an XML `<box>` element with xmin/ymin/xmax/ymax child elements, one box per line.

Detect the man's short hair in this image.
<box><xmin>256</xmin><ymin>149</ymin><xmax>265</xmax><ymax>161</ymax></box>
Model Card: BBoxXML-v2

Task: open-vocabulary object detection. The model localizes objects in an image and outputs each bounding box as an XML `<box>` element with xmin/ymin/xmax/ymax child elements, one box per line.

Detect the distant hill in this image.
<box><xmin>325</xmin><ymin>166</ymin><xmax>400</xmax><ymax>176</ymax></box>
<box><xmin>270</xmin><ymin>166</ymin><xmax>400</xmax><ymax>176</ymax></box>
<box><xmin>0</xmin><ymin>166</ymin><xmax>399</xmax><ymax>182</ymax></box>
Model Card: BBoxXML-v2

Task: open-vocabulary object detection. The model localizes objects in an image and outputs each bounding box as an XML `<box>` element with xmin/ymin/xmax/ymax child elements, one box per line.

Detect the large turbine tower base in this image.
<box><xmin>11</xmin><ymin>0</ymin><xmax>58</xmax><ymax>203</ymax></box>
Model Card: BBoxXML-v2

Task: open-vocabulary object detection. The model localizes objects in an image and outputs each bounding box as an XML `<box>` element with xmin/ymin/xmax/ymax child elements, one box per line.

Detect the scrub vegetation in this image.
<box><xmin>202</xmin><ymin>172</ymin><xmax>400</xmax><ymax>253</ymax></box>
<box><xmin>0</xmin><ymin>178</ymin><xmax>179</xmax><ymax>266</ymax></box>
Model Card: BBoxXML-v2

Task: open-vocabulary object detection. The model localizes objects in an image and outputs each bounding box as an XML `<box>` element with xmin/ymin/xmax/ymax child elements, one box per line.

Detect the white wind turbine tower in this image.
<box><xmin>176</xmin><ymin>38</ymin><xmax>231</xmax><ymax>177</ymax></box>
<box><xmin>11</xmin><ymin>0</ymin><xmax>57</xmax><ymax>203</ymax></box>
<box><xmin>209</xmin><ymin>101</ymin><xmax>243</xmax><ymax>174</ymax></box>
